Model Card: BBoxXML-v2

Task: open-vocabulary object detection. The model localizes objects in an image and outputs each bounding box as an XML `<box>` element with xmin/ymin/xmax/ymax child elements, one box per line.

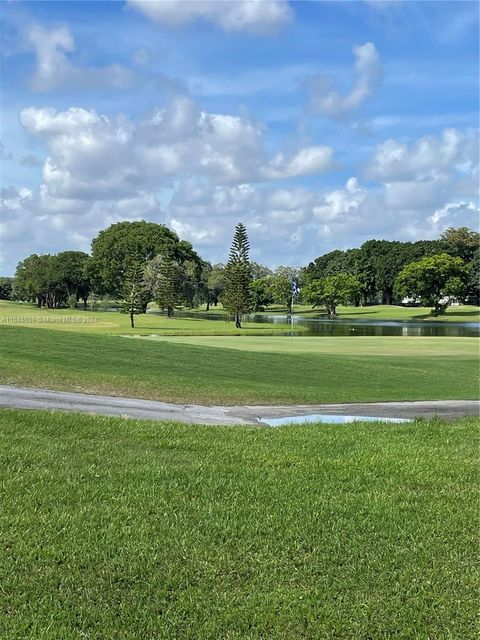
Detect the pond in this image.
<box><xmin>147</xmin><ymin>309</ymin><xmax>480</xmax><ymax>338</ymax></box>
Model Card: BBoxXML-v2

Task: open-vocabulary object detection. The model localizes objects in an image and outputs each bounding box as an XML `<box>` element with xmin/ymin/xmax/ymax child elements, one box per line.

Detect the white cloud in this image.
<box><xmin>429</xmin><ymin>201</ymin><xmax>479</xmax><ymax>227</ymax></box>
<box><xmin>307</xmin><ymin>42</ymin><xmax>383</xmax><ymax>119</ymax></box>
<box><xmin>261</xmin><ymin>146</ymin><xmax>334</xmax><ymax>179</ymax></box>
<box><xmin>19</xmin><ymin>99</ymin><xmax>334</xmax><ymax>200</ymax></box>
<box><xmin>4</xmin><ymin>99</ymin><xmax>478</xmax><ymax>272</ymax></box>
<box><xmin>313</xmin><ymin>177</ymin><xmax>367</xmax><ymax>221</ymax></box>
<box><xmin>3</xmin><ymin>160</ymin><xmax>478</xmax><ymax>272</ymax></box>
<box><xmin>0</xmin><ymin>185</ymin><xmax>163</xmax><ymax>270</ymax></box>
<box><xmin>26</xmin><ymin>24</ymin><xmax>136</xmax><ymax>91</ymax></box>
<box><xmin>366</xmin><ymin>128</ymin><xmax>478</xmax><ymax>181</ymax></box>
<box><xmin>127</xmin><ymin>0</ymin><xmax>292</xmax><ymax>35</ymax></box>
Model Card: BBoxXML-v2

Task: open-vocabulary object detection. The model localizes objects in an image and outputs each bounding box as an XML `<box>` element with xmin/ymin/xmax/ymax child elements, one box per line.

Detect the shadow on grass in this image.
<box><xmin>411</xmin><ymin>311</ymin><xmax>480</xmax><ymax>322</ymax></box>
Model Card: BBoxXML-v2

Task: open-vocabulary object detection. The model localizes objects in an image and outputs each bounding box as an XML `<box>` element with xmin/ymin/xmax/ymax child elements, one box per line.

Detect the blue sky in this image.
<box><xmin>1</xmin><ymin>0</ymin><xmax>478</xmax><ymax>274</ymax></box>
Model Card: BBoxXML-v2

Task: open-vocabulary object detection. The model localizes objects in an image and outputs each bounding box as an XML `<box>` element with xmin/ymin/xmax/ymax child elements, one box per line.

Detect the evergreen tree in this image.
<box><xmin>144</xmin><ymin>252</ymin><xmax>180</xmax><ymax>318</ymax></box>
<box><xmin>120</xmin><ymin>260</ymin><xmax>147</xmax><ymax>328</ymax></box>
<box><xmin>222</xmin><ymin>223</ymin><xmax>253</xmax><ymax>328</ymax></box>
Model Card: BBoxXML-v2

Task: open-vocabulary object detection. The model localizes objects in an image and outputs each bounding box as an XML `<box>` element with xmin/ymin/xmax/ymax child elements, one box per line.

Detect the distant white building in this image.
<box><xmin>401</xmin><ymin>297</ymin><xmax>420</xmax><ymax>306</ymax></box>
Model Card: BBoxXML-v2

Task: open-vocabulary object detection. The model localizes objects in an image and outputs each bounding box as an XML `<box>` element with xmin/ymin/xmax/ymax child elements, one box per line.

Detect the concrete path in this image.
<box><xmin>0</xmin><ymin>385</ymin><xmax>478</xmax><ymax>425</ymax></box>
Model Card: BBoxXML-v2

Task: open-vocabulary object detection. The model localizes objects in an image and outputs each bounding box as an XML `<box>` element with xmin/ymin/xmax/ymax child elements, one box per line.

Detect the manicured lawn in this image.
<box><xmin>132</xmin><ymin>333</ymin><xmax>478</xmax><ymax>356</ymax></box>
<box><xmin>0</xmin><ymin>301</ymin><xmax>297</xmax><ymax>336</ymax></box>
<box><xmin>0</xmin><ymin>409</ymin><xmax>478</xmax><ymax>639</ymax></box>
<box><xmin>0</xmin><ymin>326</ymin><xmax>477</xmax><ymax>404</ymax></box>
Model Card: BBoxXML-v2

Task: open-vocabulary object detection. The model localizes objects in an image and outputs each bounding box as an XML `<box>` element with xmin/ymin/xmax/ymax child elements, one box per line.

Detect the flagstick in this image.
<box><xmin>291</xmin><ymin>293</ymin><xmax>294</xmax><ymax>338</ymax></box>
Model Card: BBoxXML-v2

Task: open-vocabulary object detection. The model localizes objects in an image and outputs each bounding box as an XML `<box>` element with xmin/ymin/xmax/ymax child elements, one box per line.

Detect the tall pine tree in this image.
<box><xmin>120</xmin><ymin>260</ymin><xmax>147</xmax><ymax>328</ymax></box>
<box><xmin>144</xmin><ymin>251</ymin><xmax>180</xmax><ymax>318</ymax></box>
<box><xmin>222</xmin><ymin>223</ymin><xmax>252</xmax><ymax>328</ymax></box>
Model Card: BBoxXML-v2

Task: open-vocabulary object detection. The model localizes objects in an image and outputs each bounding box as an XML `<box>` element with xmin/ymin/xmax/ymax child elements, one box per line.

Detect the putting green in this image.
<box><xmin>126</xmin><ymin>334</ymin><xmax>479</xmax><ymax>357</ymax></box>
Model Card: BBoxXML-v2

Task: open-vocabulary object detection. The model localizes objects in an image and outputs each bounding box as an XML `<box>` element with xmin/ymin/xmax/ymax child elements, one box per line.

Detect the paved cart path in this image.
<box><xmin>0</xmin><ymin>385</ymin><xmax>478</xmax><ymax>425</ymax></box>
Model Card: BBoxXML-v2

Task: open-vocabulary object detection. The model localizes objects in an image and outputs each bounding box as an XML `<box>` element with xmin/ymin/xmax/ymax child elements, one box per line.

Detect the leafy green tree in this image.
<box><xmin>222</xmin><ymin>223</ymin><xmax>252</xmax><ymax>328</ymax></box>
<box><xmin>89</xmin><ymin>221</ymin><xmax>201</xmax><ymax>300</ymax></box>
<box><xmin>305</xmin><ymin>239</ymin><xmax>444</xmax><ymax>307</ymax></box>
<box><xmin>14</xmin><ymin>252</ymin><xmax>92</xmax><ymax>308</ymax></box>
<box><xmin>14</xmin><ymin>254</ymin><xmax>67</xmax><ymax>308</ymax></box>
<box><xmin>441</xmin><ymin>227</ymin><xmax>480</xmax><ymax>263</ymax></box>
<box><xmin>119</xmin><ymin>261</ymin><xmax>147</xmax><ymax>328</ymax></box>
<box><xmin>179</xmin><ymin>260</ymin><xmax>201</xmax><ymax>309</ymax></box>
<box><xmin>207</xmin><ymin>264</ymin><xmax>225</xmax><ymax>307</ymax></box>
<box><xmin>54</xmin><ymin>251</ymin><xmax>91</xmax><ymax>307</ymax></box>
<box><xmin>250</xmin><ymin>277</ymin><xmax>273</xmax><ymax>312</ymax></box>
<box><xmin>466</xmin><ymin>248</ymin><xmax>480</xmax><ymax>304</ymax></box>
<box><xmin>395</xmin><ymin>253</ymin><xmax>468</xmax><ymax>316</ymax></box>
<box><xmin>198</xmin><ymin>261</ymin><xmax>213</xmax><ymax>310</ymax></box>
<box><xmin>250</xmin><ymin>262</ymin><xmax>273</xmax><ymax>280</ymax></box>
<box><xmin>0</xmin><ymin>277</ymin><xmax>13</xmax><ymax>300</ymax></box>
<box><xmin>269</xmin><ymin>266</ymin><xmax>299</xmax><ymax>314</ymax></box>
<box><xmin>303</xmin><ymin>273</ymin><xmax>361</xmax><ymax>318</ymax></box>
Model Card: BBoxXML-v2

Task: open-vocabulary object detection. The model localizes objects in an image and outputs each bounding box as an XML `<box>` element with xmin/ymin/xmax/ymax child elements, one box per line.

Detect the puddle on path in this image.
<box><xmin>259</xmin><ymin>414</ymin><xmax>413</xmax><ymax>426</ymax></box>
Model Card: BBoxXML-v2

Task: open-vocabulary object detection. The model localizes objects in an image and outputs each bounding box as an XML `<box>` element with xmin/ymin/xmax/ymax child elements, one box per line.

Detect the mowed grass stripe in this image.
<box><xmin>0</xmin><ymin>326</ymin><xmax>477</xmax><ymax>404</ymax></box>
<box><xmin>0</xmin><ymin>409</ymin><xmax>478</xmax><ymax>639</ymax></box>
<box><xmin>128</xmin><ymin>334</ymin><xmax>479</xmax><ymax>356</ymax></box>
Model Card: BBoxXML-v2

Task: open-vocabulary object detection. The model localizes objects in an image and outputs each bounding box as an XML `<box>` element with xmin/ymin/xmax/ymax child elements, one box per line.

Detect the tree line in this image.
<box><xmin>302</xmin><ymin>228</ymin><xmax>479</xmax><ymax>307</ymax></box>
<box><xmin>1</xmin><ymin>221</ymin><xmax>478</xmax><ymax>325</ymax></box>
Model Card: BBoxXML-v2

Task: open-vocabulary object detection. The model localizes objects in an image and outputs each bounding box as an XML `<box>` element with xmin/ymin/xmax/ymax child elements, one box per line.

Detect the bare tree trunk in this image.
<box><xmin>130</xmin><ymin>307</ymin><xmax>135</xmax><ymax>328</ymax></box>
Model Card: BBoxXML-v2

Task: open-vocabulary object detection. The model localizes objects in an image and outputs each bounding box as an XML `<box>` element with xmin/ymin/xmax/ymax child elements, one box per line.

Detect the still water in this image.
<box><xmin>260</xmin><ymin>415</ymin><xmax>413</xmax><ymax>426</ymax></box>
<box><xmin>148</xmin><ymin>309</ymin><xmax>480</xmax><ymax>338</ymax></box>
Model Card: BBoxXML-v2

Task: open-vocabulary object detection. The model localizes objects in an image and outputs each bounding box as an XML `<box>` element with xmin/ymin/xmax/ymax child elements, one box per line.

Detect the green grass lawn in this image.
<box><xmin>0</xmin><ymin>301</ymin><xmax>298</xmax><ymax>336</ymax></box>
<box><xmin>0</xmin><ymin>326</ymin><xmax>478</xmax><ymax>404</ymax></box>
<box><xmin>193</xmin><ymin>302</ymin><xmax>480</xmax><ymax>322</ymax></box>
<box><xmin>1</xmin><ymin>408</ymin><xmax>478</xmax><ymax>639</ymax></box>
<box><xmin>132</xmin><ymin>333</ymin><xmax>478</xmax><ymax>356</ymax></box>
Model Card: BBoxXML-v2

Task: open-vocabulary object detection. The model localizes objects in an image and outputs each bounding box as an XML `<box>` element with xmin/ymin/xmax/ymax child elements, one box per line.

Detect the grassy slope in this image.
<box><xmin>193</xmin><ymin>302</ymin><xmax>480</xmax><ymax>322</ymax></box>
<box><xmin>0</xmin><ymin>326</ymin><xmax>477</xmax><ymax>404</ymax></box>
<box><xmin>1</xmin><ymin>409</ymin><xmax>478</xmax><ymax>639</ymax></box>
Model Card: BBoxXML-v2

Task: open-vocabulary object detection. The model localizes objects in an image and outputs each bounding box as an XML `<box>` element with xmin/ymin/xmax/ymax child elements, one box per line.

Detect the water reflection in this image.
<box><xmin>147</xmin><ymin>309</ymin><xmax>480</xmax><ymax>338</ymax></box>
<box><xmin>260</xmin><ymin>415</ymin><xmax>413</xmax><ymax>426</ymax></box>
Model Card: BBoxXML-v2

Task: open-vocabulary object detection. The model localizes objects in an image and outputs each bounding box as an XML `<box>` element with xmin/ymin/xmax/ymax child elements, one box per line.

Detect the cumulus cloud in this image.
<box><xmin>307</xmin><ymin>42</ymin><xmax>383</xmax><ymax>119</ymax></box>
<box><xmin>366</xmin><ymin>128</ymin><xmax>478</xmax><ymax>181</ymax></box>
<box><xmin>0</xmin><ymin>185</ymin><xmax>163</xmax><ymax>270</ymax></box>
<box><xmin>4</xmin><ymin>100</ymin><xmax>478</xmax><ymax>272</ymax></box>
<box><xmin>3</xmin><ymin>162</ymin><xmax>478</xmax><ymax>272</ymax></box>
<box><xmin>26</xmin><ymin>24</ymin><xmax>136</xmax><ymax>91</ymax></box>
<box><xmin>19</xmin><ymin>99</ymin><xmax>334</xmax><ymax>200</ymax></box>
<box><xmin>262</xmin><ymin>146</ymin><xmax>334</xmax><ymax>179</ymax></box>
<box><xmin>312</xmin><ymin>177</ymin><xmax>367</xmax><ymax>221</ymax></box>
<box><xmin>429</xmin><ymin>201</ymin><xmax>479</xmax><ymax>227</ymax></box>
<box><xmin>127</xmin><ymin>0</ymin><xmax>292</xmax><ymax>35</ymax></box>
